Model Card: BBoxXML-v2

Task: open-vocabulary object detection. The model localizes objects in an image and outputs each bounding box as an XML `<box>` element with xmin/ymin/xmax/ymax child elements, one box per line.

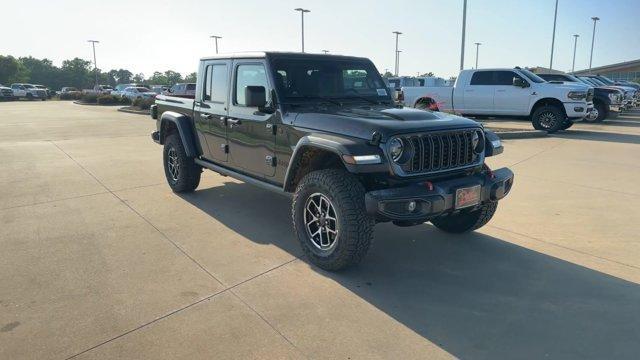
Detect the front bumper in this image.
<box><xmin>563</xmin><ymin>101</ymin><xmax>589</xmax><ymax>119</ymax></box>
<box><xmin>365</xmin><ymin>167</ymin><xmax>514</xmax><ymax>222</ymax></box>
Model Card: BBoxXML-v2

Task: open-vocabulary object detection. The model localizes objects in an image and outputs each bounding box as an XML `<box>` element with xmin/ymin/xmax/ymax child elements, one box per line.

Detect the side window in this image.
<box><xmin>204</xmin><ymin>66</ymin><xmax>213</xmax><ymax>100</ymax></box>
<box><xmin>235</xmin><ymin>64</ymin><xmax>268</xmax><ymax>106</ymax></box>
<box><xmin>494</xmin><ymin>71</ymin><xmax>521</xmax><ymax>85</ymax></box>
<box><xmin>211</xmin><ymin>65</ymin><xmax>228</xmax><ymax>103</ymax></box>
<box><xmin>470</xmin><ymin>71</ymin><xmax>494</xmax><ymax>85</ymax></box>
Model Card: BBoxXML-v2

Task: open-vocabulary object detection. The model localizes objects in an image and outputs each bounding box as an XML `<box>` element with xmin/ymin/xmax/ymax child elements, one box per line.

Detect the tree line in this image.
<box><xmin>0</xmin><ymin>55</ymin><xmax>196</xmax><ymax>90</ymax></box>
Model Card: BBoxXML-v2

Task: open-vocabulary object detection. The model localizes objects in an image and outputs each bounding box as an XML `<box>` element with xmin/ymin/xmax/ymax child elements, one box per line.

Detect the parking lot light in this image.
<box><xmin>474</xmin><ymin>42</ymin><xmax>481</xmax><ymax>69</ymax></box>
<box><xmin>589</xmin><ymin>17</ymin><xmax>600</xmax><ymax>73</ymax></box>
<box><xmin>294</xmin><ymin>8</ymin><xmax>311</xmax><ymax>53</ymax></box>
<box><xmin>210</xmin><ymin>35</ymin><xmax>222</xmax><ymax>54</ymax></box>
<box><xmin>87</xmin><ymin>40</ymin><xmax>99</xmax><ymax>89</ymax></box>
<box><xmin>460</xmin><ymin>0</ymin><xmax>467</xmax><ymax>70</ymax></box>
<box><xmin>571</xmin><ymin>34</ymin><xmax>579</xmax><ymax>73</ymax></box>
<box><xmin>393</xmin><ymin>31</ymin><xmax>402</xmax><ymax>76</ymax></box>
<box><xmin>549</xmin><ymin>0</ymin><xmax>559</xmax><ymax>69</ymax></box>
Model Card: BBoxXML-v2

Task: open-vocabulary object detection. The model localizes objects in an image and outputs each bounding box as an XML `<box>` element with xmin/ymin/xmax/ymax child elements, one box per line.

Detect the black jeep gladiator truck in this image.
<box><xmin>151</xmin><ymin>52</ymin><xmax>514</xmax><ymax>270</ymax></box>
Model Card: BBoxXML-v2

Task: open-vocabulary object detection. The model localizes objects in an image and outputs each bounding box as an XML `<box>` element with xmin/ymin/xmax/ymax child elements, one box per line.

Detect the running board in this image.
<box><xmin>194</xmin><ymin>158</ymin><xmax>291</xmax><ymax>197</ymax></box>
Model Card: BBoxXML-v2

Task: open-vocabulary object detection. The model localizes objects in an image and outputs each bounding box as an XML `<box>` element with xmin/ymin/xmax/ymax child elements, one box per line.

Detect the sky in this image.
<box><xmin>2</xmin><ymin>0</ymin><xmax>639</xmax><ymax>79</ymax></box>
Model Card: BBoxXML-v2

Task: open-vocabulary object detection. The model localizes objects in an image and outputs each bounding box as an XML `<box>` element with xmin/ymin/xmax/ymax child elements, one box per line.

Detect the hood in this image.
<box><xmin>541</xmin><ymin>82</ymin><xmax>591</xmax><ymax>91</ymax></box>
<box><xmin>292</xmin><ymin>105</ymin><xmax>480</xmax><ymax>142</ymax></box>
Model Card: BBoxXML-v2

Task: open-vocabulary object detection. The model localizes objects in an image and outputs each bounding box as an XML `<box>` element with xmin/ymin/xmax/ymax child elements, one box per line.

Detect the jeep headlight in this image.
<box><xmin>608</xmin><ymin>93</ymin><xmax>620</xmax><ymax>103</ymax></box>
<box><xmin>389</xmin><ymin>138</ymin><xmax>404</xmax><ymax>162</ymax></box>
<box><xmin>567</xmin><ymin>91</ymin><xmax>587</xmax><ymax>100</ymax></box>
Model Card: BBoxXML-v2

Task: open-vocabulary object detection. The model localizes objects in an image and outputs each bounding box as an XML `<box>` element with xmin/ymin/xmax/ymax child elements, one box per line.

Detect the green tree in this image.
<box><xmin>60</xmin><ymin>58</ymin><xmax>92</xmax><ymax>89</ymax></box>
<box><xmin>164</xmin><ymin>70</ymin><xmax>183</xmax><ymax>85</ymax></box>
<box><xmin>148</xmin><ymin>71</ymin><xmax>168</xmax><ymax>85</ymax></box>
<box><xmin>113</xmin><ymin>69</ymin><xmax>133</xmax><ymax>84</ymax></box>
<box><xmin>132</xmin><ymin>73</ymin><xmax>145</xmax><ymax>83</ymax></box>
<box><xmin>0</xmin><ymin>55</ymin><xmax>28</xmax><ymax>84</ymax></box>
<box><xmin>381</xmin><ymin>71</ymin><xmax>393</xmax><ymax>78</ymax></box>
<box><xmin>184</xmin><ymin>72</ymin><xmax>197</xmax><ymax>83</ymax></box>
<box><xmin>19</xmin><ymin>56</ymin><xmax>62</xmax><ymax>89</ymax></box>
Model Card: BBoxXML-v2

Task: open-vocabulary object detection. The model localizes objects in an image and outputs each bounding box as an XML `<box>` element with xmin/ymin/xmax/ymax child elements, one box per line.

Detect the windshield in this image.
<box><xmin>595</xmin><ymin>76</ymin><xmax>614</xmax><ymax>85</ymax></box>
<box><xmin>134</xmin><ymin>87</ymin><xmax>151</xmax><ymax>92</ymax></box>
<box><xmin>589</xmin><ymin>77</ymin><xmax>607</xmax><ymax>86</ymax></box>
<box><xmin>271</xmin><ymin>58</ymin><xmax>390</xmax><ymax>103</ymax></box>
<box><xmin>519</xmin><ymin>69</ymin><xmax>545</xmax><ymax>83</ymax></box>
<box><xmin>23</xmin><ymin>84</ymin><xmax>35</xmax><ymax>89</ymax></box>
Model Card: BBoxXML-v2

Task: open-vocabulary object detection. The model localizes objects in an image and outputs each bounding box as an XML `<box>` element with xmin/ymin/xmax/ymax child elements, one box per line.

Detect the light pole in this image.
<box><xmin>460</xmin><ymin>0</ymin><xmax>467</xmax><ymax>70</ymax></box>
<box><xmin>210</xmin><ymin>35</ymin><xmax>222</xmax><ymax>54</ymax></box>
<box><xmin>571</xmin><ymin>34</ymin><xmax>579</xmax><ymax>73</ymax></box>
<box><xmin>321</xmin><ymin>50</ymin><xmax>329</xmax><ymax>54</ymax></box>
<box><xmin>392</xmin><ymin>31</ymin><xmax>402</xmax><ymax>76</ymax></box>
<box><xmin>294</xmin><ymin>8</ymin><xmax>310</xmax><ymax>52</ymax></box>
<box><xmin>87</xmin><ymin>40</ymin><xmax>99</xmax><ymax>88</ymax></box>
<box><xmin>474</xmin><ymin>42</ymin><xmax>481</xmax><ymax>69</ymax></box>
<box><xmin>549</xmin><ymin>0</ymin><xmax>559</xmax><ymax>69</ymax></box>
<box><xmin>589</xmin><ymin>16</ymin><xmax>600</xmax><ymax>73</ymax></box>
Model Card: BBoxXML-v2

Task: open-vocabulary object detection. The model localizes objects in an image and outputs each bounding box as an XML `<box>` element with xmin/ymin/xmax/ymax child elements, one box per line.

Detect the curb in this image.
<box><xmin>118</xmin><ymin>107</ymin><xmax>150</xmax><ymax>115</ymax></box>
<box><xmin>494</xmin><ymin>130</ymin><xmax>548</xmax><ymax>140</ymax></box>
<box><xmin>72</xmin><ymin>101</ymin><xmax>123</xmax><ymax>107</ymax></box>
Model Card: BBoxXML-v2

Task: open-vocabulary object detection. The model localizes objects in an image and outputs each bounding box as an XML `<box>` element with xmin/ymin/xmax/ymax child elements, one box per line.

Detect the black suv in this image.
<box><xmin>150</xmin><ymin>52</ymin><xmax>514</xmax><ymax>270</ymax></box>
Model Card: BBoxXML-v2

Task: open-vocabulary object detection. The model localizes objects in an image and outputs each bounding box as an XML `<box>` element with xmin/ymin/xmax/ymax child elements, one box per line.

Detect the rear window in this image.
<box><xmin>470</xmin><ymin>71</ymin><xmax>493</xmax><ymax>85</ymax></box>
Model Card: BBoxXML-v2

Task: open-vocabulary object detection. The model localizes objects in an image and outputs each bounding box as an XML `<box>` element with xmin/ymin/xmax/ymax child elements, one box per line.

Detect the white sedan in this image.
<box><xmin>122</xmin><ymin>87</ymin><xmax>156</xmax><ymax>100</ymax></box>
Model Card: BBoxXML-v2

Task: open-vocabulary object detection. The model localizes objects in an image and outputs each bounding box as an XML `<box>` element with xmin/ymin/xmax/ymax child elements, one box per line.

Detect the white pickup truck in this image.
<box><xmin>400</xmin><ymin>68</ymin><xmax>594</xmax><ymax>132</ymax></box>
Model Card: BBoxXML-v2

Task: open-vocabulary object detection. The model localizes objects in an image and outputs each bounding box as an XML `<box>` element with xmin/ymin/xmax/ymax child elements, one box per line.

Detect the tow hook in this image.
<box><xmin>483</xmin><ymin>164</ymin><xmax>495</xmax><ymax>179</ymax></box>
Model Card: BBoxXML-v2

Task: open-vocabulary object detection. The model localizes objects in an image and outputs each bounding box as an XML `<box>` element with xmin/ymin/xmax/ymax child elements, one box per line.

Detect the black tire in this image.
<box><xmin>292</xmin><ymin>169</ymin><xmax>374</xmax><ymax>271</ymax></box>
<box><xmin>560</xmin><ymin>120</ymin><xmax>574</xmax><ymax>130</ymax></box>
<box><xmin>531</xmin><ymin>105</ymin><xmax>565</xmax><ymax>133</ymax></box>
<box><xmin>592</xmin><ymin>101</ymin><xmax>607</xmax><ymax>123</ymax></box>
<box><xmin>163</xmin><ymin>133</ymin><xmax>201</xmax><ymax>193</ymax></box>
<box><xmin>415</xmin><ymin>98</ymin><xmax>438</xmax><ymax>111</ymax></box>
<box><xmin>431</xmin><ymin>202</ymin><xmax>498</xmax><ymax>233</ymax></box>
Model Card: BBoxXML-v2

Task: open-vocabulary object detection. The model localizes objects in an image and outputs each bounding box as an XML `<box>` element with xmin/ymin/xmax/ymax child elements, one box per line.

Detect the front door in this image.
<box><xmin>463</xmin><ymin>71</ymin><xmax>495</xmax><ymax>114</ymax></box>
<box><xmin>493</xmin><ymin>71</ymin><xmax>531</xmax><ymax>115</ymax></box>
<box><xmin>227</xmin><ymin>61</ymin><xmax>277</xmax><ymax>178</ymax></box>
<box><xmin>194</xmin><ymin>60</ymin><xmax>231</xmax><ymax>162</ymax></box>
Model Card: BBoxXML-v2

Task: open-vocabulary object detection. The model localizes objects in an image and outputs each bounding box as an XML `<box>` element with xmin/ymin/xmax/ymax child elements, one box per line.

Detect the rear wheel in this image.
<box><xmin>292</xmin><ymin>169</ymin><xmax>374</xmax><ymax>271</ymax></box>
<box><xmin>592</xmin><ymin>101</ymin><xmax>607</xmax><ymax>122</ymax></box>
<box><xmin>431</xmin><ymin>202</ymin><xmax>498</xmax><ymax>233</ymax></box>
<box><xmin>532</xmin><ymin>105</ymin><xmax>564</xmax><ymax>133</ymax></box>
<box><xmin>163</xmin><ymin>133</ymin><xmax>201</xmax><ymax>193</ymax></box>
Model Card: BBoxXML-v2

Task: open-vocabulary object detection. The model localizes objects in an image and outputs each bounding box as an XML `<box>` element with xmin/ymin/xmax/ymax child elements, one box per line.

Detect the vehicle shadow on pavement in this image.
<box><xmin>184</xmin><ymin>181</ymin><xmax>640</xmax><ymax>360</ymax></box>
<box><xmin>555</xmin><ymin>130</ymin><xmax>640</xmax><ymax>145</ymax></box>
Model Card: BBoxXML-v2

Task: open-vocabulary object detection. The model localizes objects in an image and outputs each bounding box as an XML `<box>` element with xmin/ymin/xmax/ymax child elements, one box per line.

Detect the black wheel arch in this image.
<box><xmin>158</xmin><ymin>111</ymin><xmax>201</xmax><ymax>158</ymax></box>
<box><xmin>530</xmin><ymin>98</ymin><xmax>566</xmax><ymax>118</ymax></box>
<box><xmin>283</xmin><ymin>134</ymin><xmax>387</xmax><ymax>192</ymax></box>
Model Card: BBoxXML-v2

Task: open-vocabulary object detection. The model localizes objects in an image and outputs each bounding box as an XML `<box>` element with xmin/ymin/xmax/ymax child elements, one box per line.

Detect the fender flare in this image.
<box><xmin>283</xmin><ymin>134</ymin><xmax>385</xmax><ymax>192</ymax></box>
<box><xmin>159</xmin><ymin>111</ymin><xmax>199</xmax><ymax>157</ymax></box>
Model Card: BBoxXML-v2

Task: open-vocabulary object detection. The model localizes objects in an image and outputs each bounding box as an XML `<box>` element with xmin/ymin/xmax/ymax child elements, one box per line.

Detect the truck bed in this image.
<box><xmin>155</xmin><ymin>94</ymin><xmax>195</xmax><ymax>117</ymax></box>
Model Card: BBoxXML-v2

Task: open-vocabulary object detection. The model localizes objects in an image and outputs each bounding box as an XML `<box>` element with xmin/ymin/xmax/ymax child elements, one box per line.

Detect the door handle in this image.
<box><xmin>200</xmin><ymin>113</ymin><xmax>212</xmax><ymax>120</ymax></box>
<box><xmin>227</xmin><ymin>118</ymin><xmax>241</xmax><ymax>126</ymax></box>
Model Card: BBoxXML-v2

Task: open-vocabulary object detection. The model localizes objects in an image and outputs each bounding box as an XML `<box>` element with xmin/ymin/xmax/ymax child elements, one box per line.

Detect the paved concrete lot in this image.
<box><xmin>1</xmin><ymin>101</ymin><xmax>639</xmax><ymax>359</ymax></box>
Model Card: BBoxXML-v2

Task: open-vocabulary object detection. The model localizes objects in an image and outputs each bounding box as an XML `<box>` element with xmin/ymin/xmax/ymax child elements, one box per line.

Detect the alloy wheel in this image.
<box><xmin>167</xmin><ymin>147</ymin><xmax>180</xmax><ymax>181</ymax></box>
<box><xmin>539</xmin><ymin>111</ymin><xmax>558</xmax><ymax>129</ymax></box>
<box><xmin>304</xmin><ymin>193</ymin><xmax>339</xmax><ymax>251</ymax></box>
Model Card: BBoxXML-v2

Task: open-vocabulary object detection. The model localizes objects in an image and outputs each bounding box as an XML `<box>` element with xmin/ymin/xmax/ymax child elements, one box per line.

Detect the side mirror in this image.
<box><xmin>245</xmin><ymin>86</ymin><xmax>266</xmax><ymax>108</ymax></box>
<box><xmin>512</xmin><ymin>77</ymin><xmax>528</xmax><ymax>88</ymax></box>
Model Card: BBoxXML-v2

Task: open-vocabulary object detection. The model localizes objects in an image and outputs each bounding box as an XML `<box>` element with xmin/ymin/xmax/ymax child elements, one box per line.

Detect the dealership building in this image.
<box><xmin>573</xmin><ymin>59</ymin><xmax>640</xmax><ymax>81</ymax></box>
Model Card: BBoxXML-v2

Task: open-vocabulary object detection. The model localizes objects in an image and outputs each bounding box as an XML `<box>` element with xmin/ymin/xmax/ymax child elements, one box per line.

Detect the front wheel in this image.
<box><xmin>163</xmin><ymin>133</ymin><xmax>201</xmax><ymax>193</ymax></box>
<box><xmin>292</xmin><ymin>169</ymin><xmax>374</xmax><ymax>271</ymax></box>
<box><xmin>591</xmin><ymin>102</ymin><xmax>607</xmax><ymax>123</ymax></box>
<box><xmin>532</xmin><ymin>105</ymin><xmax>565</xmax><ymax>133</ymax></box>
<box><xmin>431</xmin><ymin>202</ymin><xmax>498</xmax><ymax>233</ymax></box>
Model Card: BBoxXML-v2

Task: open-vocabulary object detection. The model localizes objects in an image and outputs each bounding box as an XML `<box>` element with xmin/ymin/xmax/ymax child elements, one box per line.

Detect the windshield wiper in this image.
<box><xmin>285</xmin><ymin>96</ymin><xmax>343</xmax><ymax>106</ymax></box>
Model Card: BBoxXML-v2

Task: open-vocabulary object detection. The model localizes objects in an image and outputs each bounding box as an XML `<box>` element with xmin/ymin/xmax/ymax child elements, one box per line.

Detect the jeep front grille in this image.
<box><xmin>399</xmin><ymin>129</ymin><xmax>482</xmax><ymax>175</ymax></box>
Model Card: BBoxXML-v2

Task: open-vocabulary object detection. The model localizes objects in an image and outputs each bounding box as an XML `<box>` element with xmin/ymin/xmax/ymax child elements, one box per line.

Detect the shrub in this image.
<box><xmin>59</xmin><ymin>92</ymin><xmax>82</xmax><ymax>100</ymax></box>
<box><xmin>132</xmin><ymin>97</ymin><xmax>155</xmax><ymax>110</ymax></box>
<box><xmin>119</xmin><ymin>96</ymin><xmax>131</xmax><ymax>105</ymax></box>
<box><xmin>96</xmin><ymin>95</ymin><xmax>120</xmax><ymax>105</ymax></box>
<box><xmin>80</xmin><ymin>93</ymin><xmax>98</xmax><ymax>104</ymax></box>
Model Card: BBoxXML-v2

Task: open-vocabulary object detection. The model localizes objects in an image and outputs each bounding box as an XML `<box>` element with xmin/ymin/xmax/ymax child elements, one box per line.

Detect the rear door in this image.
<box><xmin>493</xmin><ymin>71</ymin><xmax>531</xmax><ymax>115</ymax></box>
<box><xmin>463</xmin><ymin>71</ymin><xmax>495</xmax><ymax>114</ymax></box>
<box><xmin>226</xmin><ymin>60</ymin><xmax>277</xmax><ymax>178</ymax></box>
<box><xmin>194</xmin><ymin>60</ymin><xmax>231</xmax><ymax>162</ymax></box>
